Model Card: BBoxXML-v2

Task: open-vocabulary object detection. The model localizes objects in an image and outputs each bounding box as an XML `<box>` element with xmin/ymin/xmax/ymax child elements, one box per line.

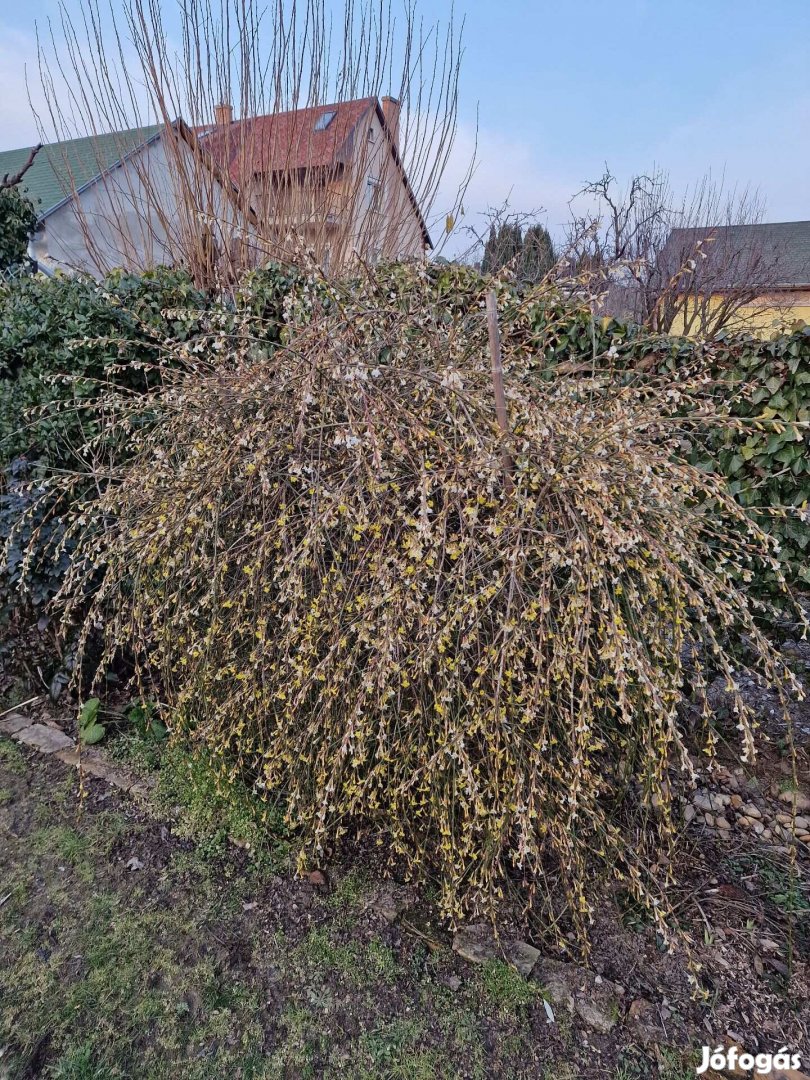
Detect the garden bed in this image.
<box><xmin>0</xmin><ymin>710</ymin><xmax>807</xmax><ymax>1079</ymax></box>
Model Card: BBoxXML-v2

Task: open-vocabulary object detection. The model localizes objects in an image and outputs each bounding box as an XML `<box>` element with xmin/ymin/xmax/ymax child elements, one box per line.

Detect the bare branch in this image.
<box><xmin>32</xmin><ymin>0</ymin><xmax>469</xmax><ymax>285</ymax></box>
<box><xmin>565</xmin><ymin>166</ymin><xmax>786</xmax><ymax>338</ymax></box>
<box><xmin>1</xmin><ymin>144</ymin><xmax>42</xmax><ymax>191</ymax></box>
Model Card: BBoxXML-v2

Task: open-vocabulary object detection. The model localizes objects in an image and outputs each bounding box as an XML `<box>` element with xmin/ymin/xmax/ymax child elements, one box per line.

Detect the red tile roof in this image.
<box><xmin>198</xmin><ymin>97</ymin><xmax>376</xmax><ymax>183</ymax></box>
<box><xmin>195</xmin><ymin>97</ymin><xmax>430</xmax><ymax>248</ymax></box>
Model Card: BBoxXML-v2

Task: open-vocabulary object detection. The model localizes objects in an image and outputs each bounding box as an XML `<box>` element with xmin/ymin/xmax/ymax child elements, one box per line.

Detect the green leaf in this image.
<box><xmin>80</xmin><ymin>722</ymin><xmax>106</xmax><ymax>745</ymax></box>
<box><xmin>78</xmin><ymin>698</ymin><xmax>100</xmax><ymax>726</ymax></box>
<box><xmin>149</xmin><ymin>719</ymin><xmax>168</xmax><ymax>741</ymax></box>
<box><xmin>727</xmin><ymin>455</ymin><xmax>744</xmax><ymax>475</ymax></box>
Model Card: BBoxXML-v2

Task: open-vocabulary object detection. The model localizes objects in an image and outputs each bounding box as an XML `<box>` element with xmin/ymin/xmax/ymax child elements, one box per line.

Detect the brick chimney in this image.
<box><xmin>381</xmin><ymin>96</ymin><xmax>400</xmax><ymax>146</ymax></box>
<box><xmin>214</xmin><ymin>101</ymin><xmax>233</xmax><ymax>127</ymax></box>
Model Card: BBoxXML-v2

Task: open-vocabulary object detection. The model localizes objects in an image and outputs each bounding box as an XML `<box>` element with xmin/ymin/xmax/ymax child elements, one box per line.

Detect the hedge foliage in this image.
<box><xmin>0</xmin><ymin>187</ymin><xmax>38</xmax><ymax>272</ymax></box>
<box><xmin>0</xmin><ymin>266</ymin><xmax>304</xmax><ymax>616</ymax></box>
<box><xmin>0</xmin><ymin>268</ymin><xmax>212</xmax><ymax>617</ymax></box>
<box><xmin>701</xmin><ymin>330</ymin><xmax>810</xmax><ymax>587</ymax></box>
<box><xmin>0</xmin><ymin>268</ymin><xmax>209</xmax><ymax>466</ymax></box>
<box><xmin>34</xmin><ymin>263</ymin><xmax>803</xmax><ymax>945</ymax></box>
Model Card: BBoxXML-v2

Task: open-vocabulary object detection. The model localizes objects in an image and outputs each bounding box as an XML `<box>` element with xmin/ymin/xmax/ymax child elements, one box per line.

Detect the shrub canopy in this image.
<box><xmin>40</xmin><ymin>264</ymin><xmax>802</xmax><ymax>943</ymax></box>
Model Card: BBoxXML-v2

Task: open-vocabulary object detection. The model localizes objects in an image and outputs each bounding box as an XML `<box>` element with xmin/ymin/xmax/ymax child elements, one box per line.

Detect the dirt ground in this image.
<box><xmin>0</xmin><ymin>724</ymin><xmax>808</xmax><ymax>1080</ymax></box>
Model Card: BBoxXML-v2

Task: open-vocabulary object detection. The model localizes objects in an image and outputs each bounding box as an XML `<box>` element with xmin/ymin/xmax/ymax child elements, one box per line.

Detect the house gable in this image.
<box><xmin>0</xmin><ymin>126</ymin><xmax>164</xmax><ymax>220</ymax></box>
<box><xmin>13</xmin><ymin>122</ymin><xmax>253</xmax><ymax>279</ymax></box>
<box><xmin>198</xmin><ymin>96</ymin><xmax>431</xmax><ymax>253</ymax></box>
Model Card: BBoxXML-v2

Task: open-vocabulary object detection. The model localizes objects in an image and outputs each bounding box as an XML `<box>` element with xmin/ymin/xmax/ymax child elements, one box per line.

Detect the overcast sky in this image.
<box><xmin>2</xmin><ymin>0</ymin><xmax>808</xmax><ymax>251</ymax></box>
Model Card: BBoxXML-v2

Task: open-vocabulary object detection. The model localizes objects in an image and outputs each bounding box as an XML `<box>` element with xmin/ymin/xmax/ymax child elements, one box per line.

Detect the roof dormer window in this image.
<box><xmin>314</xmin><ymin>110</ymin><xmax>336</xmax><ymax>132</ymax></box>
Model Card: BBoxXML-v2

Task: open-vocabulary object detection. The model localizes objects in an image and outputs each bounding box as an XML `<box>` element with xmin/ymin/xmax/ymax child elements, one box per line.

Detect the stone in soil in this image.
<box><xmin>452</xmin><ymin>925</ymin><xmax>540</xmax><ymax>976</ymax></box>
<box><xmin>370</xmin><ymin>882</ymin><xmax>411</xmax><ymax>925</ymax></box>
<box><xmin>56</xmin><ymin>747</ymin><xmax>135</xmax><ymax>791</ymax></box>
<box><xmin>625</xmin><ymin>998</ymin><xmax>668</xmax><ymax>1047</ymax></box>
<box><xmin>14</xmin><ymin>724</ymin><xmax>73</xmax><ymax>754</ymax></box>
<box><xmin>531</xmin><ymin>958</ymin><xmax>623</xmax><ymax>1034</ymax></box>
<box><xmin>778</xmin><ymin>790</ymin><xmax>810</xmax><ymax>813</ymax></box>
<box><xmin>509</xmin><ymin>940</ymin><xmax>542</xmax><ymax>977</ymax></box>
<box><xmin>0</xmin><ymin>712</ymin><xmax>32</xmax><ymax>736</ymax></box>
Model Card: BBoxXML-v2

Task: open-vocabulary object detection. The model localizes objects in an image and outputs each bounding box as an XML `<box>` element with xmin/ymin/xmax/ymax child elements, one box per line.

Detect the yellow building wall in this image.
<box><xmin>671</xmin><ymin>289</ymin><xmax>810</xmax><ymax>338</ymax></box>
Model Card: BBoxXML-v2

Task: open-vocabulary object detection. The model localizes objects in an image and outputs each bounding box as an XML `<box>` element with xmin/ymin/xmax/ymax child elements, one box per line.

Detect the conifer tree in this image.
<box><xmin>481</xmin><ymin>222</ymin><xmax>523</xmax><ymax>274</ymax></box>
<box><xmin>521</xmin><ymin>224</ymin><xmax>556</xmax><ymax>282</ymax></box>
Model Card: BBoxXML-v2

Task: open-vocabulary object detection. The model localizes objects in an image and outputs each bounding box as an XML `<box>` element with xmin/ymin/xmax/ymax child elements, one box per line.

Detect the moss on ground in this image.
<box><xmin>0</xmin><ymin>740</ymin><xmax>592</xmax><ymax>1079</ymax></box>
<box><xmin>0</xmin><ymin>738</ymin><xmax>755</xmax><ymax>1080</ymax></box>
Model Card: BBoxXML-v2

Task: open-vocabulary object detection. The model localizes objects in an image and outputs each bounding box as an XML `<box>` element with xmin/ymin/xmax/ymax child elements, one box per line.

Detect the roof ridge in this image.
<box><xmin>2</xmin><ymin>123</ymin><xmax>164</xmax><ymax>158</ymax></box>
<box><xmin>244</xmin><ymin>95</ymin><xmax>377</xmax><ymax>122</ymax></box>
<box><xmin>670</xmin><ymin>219</ymin><xmax>810</xmax><ymax>231</ymax></box>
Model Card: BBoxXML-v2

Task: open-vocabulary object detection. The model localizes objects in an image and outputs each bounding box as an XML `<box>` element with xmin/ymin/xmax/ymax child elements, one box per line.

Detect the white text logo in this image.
<box><xmin>697</xmin><ymin>1045</ymin><xmax>802</xmax><ymax>1075</ymax></box>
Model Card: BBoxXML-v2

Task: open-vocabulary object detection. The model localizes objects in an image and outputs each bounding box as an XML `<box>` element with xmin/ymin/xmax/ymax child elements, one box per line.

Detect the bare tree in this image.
<box><xmin>564</xmin><ymin>166</ymin><xmax>787</xmax><ymax>338</ymax></box>
<box><xmin>32</xmin><ymin>0</ymin><xmax>466</xmax><ymax>284</ymax></box>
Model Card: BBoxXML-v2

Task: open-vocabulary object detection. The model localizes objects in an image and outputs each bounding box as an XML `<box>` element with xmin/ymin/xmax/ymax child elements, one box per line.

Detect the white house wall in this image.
<box><xmin>29</xmin><ymin>135</ymin><xmax>250</xmax><ymax>278</ymax></box>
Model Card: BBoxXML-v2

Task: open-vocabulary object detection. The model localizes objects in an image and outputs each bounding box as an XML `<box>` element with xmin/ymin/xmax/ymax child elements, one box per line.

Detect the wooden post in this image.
<box><xmin>485</xmin><ymin>290</ymin><xmax>514</xmax><ymax>494</ymax></box>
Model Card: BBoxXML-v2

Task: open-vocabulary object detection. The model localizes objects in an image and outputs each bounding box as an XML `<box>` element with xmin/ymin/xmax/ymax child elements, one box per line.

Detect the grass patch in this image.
<box><xmin>365</xmin><ymin>940</ymin><xmax>399</xmax><ymax>982</ymax></box>
<box><xmin>153</xmin><ymin>743</ymin><xmax>290</xmax><ymax>869</ymax></box>
<box><xmin>726</xmin><ymin>852</ymin><xmax>810</xmax><ymax>914</ymax></box>
<box><xmin>0</xmin><ymin>736</ymin><xmax>26</xmax><ymax>773</ymax></box>
<box><xmin>0</xmin><ymin>735</ymin><xmax>641</xmax><ymax>1080</ymax></box>
<box><xmin>50</xmin><ymin>1042</ymin><xmax>116</xmax><ymax>1080</ymax></box>
<box><xmin>358</xmin><ymin>1018</ymin><xmax>440</xmax><ymax>1079</ymax></box>
<box><xmin>296</xmin><ymin>926</ymin><xmax>363</xmax><ymax>977</ymax></box>
<box><xmin>326</xmin><ymin>868</ymin><xmax>370</xmax><ymax>912</ymax></box>
<box><xmin>480</xmin><ymin>959</ymin><xmax>540</xmax><ymax>1013</ymax></box>
<box><xmin>107</xmin><ymin>729</ymin><xmax>165</xmax><ymax>773</ymax></box>
<box><xmin>657</xmin><ymin>1047</ymin><xmax>699</xmax><ymax>1080</ymax></box>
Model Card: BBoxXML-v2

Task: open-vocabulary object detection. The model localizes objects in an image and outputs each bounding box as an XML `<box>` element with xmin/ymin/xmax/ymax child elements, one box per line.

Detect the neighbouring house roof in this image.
<box><xmin>0</xmin><ymin>125</ymin><xmax>164</xmax><ymax>220</ymax></box>
<box><xmin>199</xmin><ymin>98</ymin><xmax>377</xmax><ymax>178</ymax></box>
<box><xmin>664</xmin><ymin>220</ymin><xmax>810</xmax><ymax>290</ymax></box>
<box><xmin>198</xmin><ymin>97</ymin><xmax>431</xmax><ymax>248</ymax></box>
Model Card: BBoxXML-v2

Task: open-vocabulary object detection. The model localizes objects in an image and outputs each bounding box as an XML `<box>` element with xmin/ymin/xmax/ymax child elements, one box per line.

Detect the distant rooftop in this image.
<box><xmin>665</xmin><ymin>220</ymin><xmax>810</xmax><ymax>289</ymax></box>
<box><xmin>197</xmin><ymin>98</ymin><xmax>379</xmax><ymax>180</ymax></box>
<box><xmin>0</xmin><ymin>125</ymin><xmax>163</xmax><ymax>218</ymax></box>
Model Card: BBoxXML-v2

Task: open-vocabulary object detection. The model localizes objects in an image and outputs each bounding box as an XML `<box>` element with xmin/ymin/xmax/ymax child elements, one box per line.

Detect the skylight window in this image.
<box><xmin>314</xmin><ymin>110</ymin><xmax>336</xmax><ymax>132</ymax></box>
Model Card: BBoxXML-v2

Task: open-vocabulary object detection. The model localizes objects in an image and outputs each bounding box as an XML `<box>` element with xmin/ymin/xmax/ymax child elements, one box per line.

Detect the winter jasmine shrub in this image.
<box><xmin>21</xmin><ymin>265</ymin><xmax>803</xmax><ymax>949</ymax></box>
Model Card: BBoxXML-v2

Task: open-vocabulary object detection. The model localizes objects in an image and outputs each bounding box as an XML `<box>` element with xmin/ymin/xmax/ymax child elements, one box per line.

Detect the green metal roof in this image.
<box><xmin>0</xmin><ymin>125</ymin><xmax>164</xmax><ymax>219</ymax></box>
